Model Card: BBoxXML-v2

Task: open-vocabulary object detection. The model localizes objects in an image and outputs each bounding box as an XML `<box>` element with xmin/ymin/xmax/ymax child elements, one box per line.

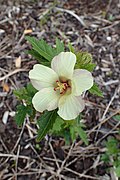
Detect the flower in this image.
<box><xmin>29</xmin><ymin>52</ymin><xmax>93</xmax><ymax>120</ymax></box>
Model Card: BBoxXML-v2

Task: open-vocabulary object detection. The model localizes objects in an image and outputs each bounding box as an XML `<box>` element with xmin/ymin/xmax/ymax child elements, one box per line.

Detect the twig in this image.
<box><xmin>0</xmin><ymin>68</ymin><xmax>28</xmax><ymax>81</ymax></box>
<box><xmin>12</xmin><ymin>119</ymin><xmax>26</xmax><ymax>153</ymax></box>
<box><xmin>15</xmin><ymin>145</ymin><xmax>21</xmax><ymax>180</ymax></box>
<box><xmin>57</xmin><ymin>141</ymin><xmax>75</xmax><ymax>175</ymax></box>
<box><xmin>64</xmin><ymin>167</ymin><xmax>100</xmax><ymax>179</ymax></box>
<box><xmin>100</xmin><ymin>86</ymin><xmax>120</xmax><ymax>121</ymax></box>
<box><xmin>94</xmin><ymin>86</ymin><xmax>120</xmax><ymax>141</ymax></box>
<box><xmin>49</xmin><ymin>142</ymin><xmax>60</xmax><ymax>170</ymax></box>
<box><xmin>85</xmin><ymin>99</ymin><xmax>117</xmax><ymax>113</ymax></box>
<box><xmin>55</xmin><ymin>7</ymin><xmax>87</xmax><ymax>27</ymax></box>
<box><xmin>0</xmin><ymin>153</ymin><xmax>31</xmax><ymax>160</ymax></box>
<box><xmin>88</xmin><ymin>109</ymin><xmax>120</xmax><ymax>136</ymax></box>
<box><xmin>96</xmin><ymin>120</ymin><xmax>120</xmax><ymax>145</ymax></box>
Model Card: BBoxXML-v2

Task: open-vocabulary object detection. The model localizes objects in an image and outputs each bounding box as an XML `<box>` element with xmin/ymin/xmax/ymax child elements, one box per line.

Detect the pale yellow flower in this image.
<box><xmin>29</xmin><ymin>52</ymin><xmax>93</xmax><ymax>120</ymax></box>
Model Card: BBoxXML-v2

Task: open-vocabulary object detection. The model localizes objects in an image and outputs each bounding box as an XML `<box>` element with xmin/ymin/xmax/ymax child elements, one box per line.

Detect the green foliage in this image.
<box><xmin>70</xmin><ymin>115</ymin><xmax>88</xmax><ymax>145</ymax></box>
<box><xmin>113</xmin><ymin>115</ymin><xmax>120</xmax><ymax>121</ymax></box>
<box><xmin>101</xmin><ymin>138</ymin><xmax>120</xmax><ymax>177</ymax></box>
<box><xmin>75</xmin><ymin>51</ymin><xmax>96</xmax><ymax>72</ymax></box>
<box><xmin>115</xmin><ymin>166</ymin><xmax>120</xmax><ymax>177</ymax></box>
<box><xmin>51</xmin><ymin>115</ymin><xmax>88</xmax><ymax>145</ymax></box>
<box><xmin>68</xmin><ymin>42</ymin><xmax>75</xmax><ymax>53</ymax></box>
<box><xmin>26</xmin><ymin>36</ymin><xmax>64</xmax><ymax>62</ymax></box>
<box><xmin>27</xmin><ymin>49</ymin><xmax>51</xmax><ymax>66</ymax></box>
<box><xmin>106</xmin><ymin>138</ymin><xmax>119</xmax><ymax>154</ymax></box>
<box><xmin>101</xmin><ymin>153</ymin><xmax>110</xmax><ymax>162</ymax></box>
<box><xmin>14</xmin><ymin>83</ymin><xmax>37</xmax><ymax>126</ymax></box>
<box><xmin>14</xmin><ymin>83</ymin><xmax>37</xmax><ymax>105</ymax></box>
<box><xmin>14</xmin><ymin>37</ymin><xmax>103</xmax><ymax>144</ymax></box>
<box><xmin>52</xmin><ymin>116</ymin><xmax>64</xmax><ymax>132</ymax></box>
<box><xmin>89</xmin><ymin>83</ymin><xmax>103</xmax><ymax>97</ymax></box>
<box><xmin>56</xmin><ymin>38</ymin><xmax>64</xmax><ymax>53</ymax></box>
<box><xmin>15</xmin><ymin>105</ymin><xmax>28</xmax><ymax>126</ymax></box>
<box><xmin>37</xmin><ymin>110</ymin><xmax>58</xmax><ymax>141</ymax></box>
<box><xmin>73</xmin><ymin>124</ymin><xmax>88</xmax><ymax>145</ymax></box>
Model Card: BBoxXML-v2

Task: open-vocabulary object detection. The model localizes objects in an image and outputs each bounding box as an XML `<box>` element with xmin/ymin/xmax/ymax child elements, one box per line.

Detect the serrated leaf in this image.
<box><xmin>27</xmin><ymin>49</ymin><xmax>44</xmax><ymax>62</ymax></box>
<box><xmin>62</xmin><ymin>130</ymin><xmax>71</xmax><ymax>145</ymax></box>
<box><xmin>70</xmin><ymin>126</ymin><xmax>76</xmax><ymax>141</ymax></box>
<box><xmin>89</xmin><ymin>83</ymin><xmax>103</xmax><ymax>97</ymax></box>
<box><xmin>26</xmin><ymin>83</ymin><xmax>37</xmax><ymax>97</ymax></box>
<box><xmin>14</xmin><ymin>88</ymin><xmax>27</xmax><ymax>100</ymax></box>
<box><xmin>37</xmin><ymin>110</ymin><xmax>57</xmax><ymax>141</ymax></box>
<box><xmin>15</xmin><ymin>105</ymin><xmax>28</xmax><ymax>126</ymax></box>
<box><xmin>106</xmin><ymin>138</ymin><xmax>119</xmax><ymax>155</ymax></box>
<box><xmin>68</xmin><ymin>42</ymin><xmax>75</xmax><ymax>53</ymax></box>
<box><xmin>80</xmin><ymin>63</ymin><xmax>96</xmax><ymax>72</ymax></box>
<box><xmin>55</xmin><ymin>38</ymin><xmax>64</xmax><ymax>54</ymax></box>
<box><xmin>77</xmin><ymin>126</ymin><xmax>88</xmax><ymax>145</ymax></box>
<box><xmin>75</xmin><ymin>51</ymin><xmax>96</xmax><ymax>71</ymax></box>
<box><xmin>14</xmin><ymin>83</ymin><xmax>37</xmax><ymax>105</ymax></box>
<box><xmin>26</xmin><ymin>36</ymin><xmax>64</xmax><ymax>62</ymax></box>
<box><xmin>115</xmin><ymin>165</ymin><xmax>120</xmax><ymax>177</ymax></box>
<box><xmin>113</xmin><ymin>115</ymin><xmax>120</xmax><ymax>121</ymax></box>
<box><xmin>26</xmin><ymin>36</ymin><xmax>54</xmax><ymax>61</ymax></box>
<box><xmin>69</xmin><ymin>118</ymin><xmax>88</xmax><ymax>145</ymax></box>
<box><xmin>75</xmin><ymin>52</ymin><xmax>93</xmax><ymax>69</ymax></box>
<box><xmin>27</xmin><ymin>49</ymin><xmax>50</xmax><ymax>66</ymax></box>
<box><xmin>52</xmin><ymin>116</ymin><xmax>64</xmax><ymax>132</ymax></box>
<box><xmin>101</xmin><ymin>154</ymin><xmax>110</xmax><ymax>162</ymax></box>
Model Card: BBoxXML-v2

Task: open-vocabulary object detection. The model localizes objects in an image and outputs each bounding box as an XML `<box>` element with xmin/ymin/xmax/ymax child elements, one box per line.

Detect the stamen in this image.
<box><xmin>54</xmin><ymin>80</ymin><xmax>71</xmax><ymax>95</ymax></box>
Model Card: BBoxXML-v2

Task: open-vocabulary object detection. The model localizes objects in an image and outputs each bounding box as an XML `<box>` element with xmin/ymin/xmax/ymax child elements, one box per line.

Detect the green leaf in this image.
<box><xmin>26</xmin><ymin>36</ymin><xmax>64</xmax><ymax>62</ymax></box>
<box><xmin>62</xmin><ymin>130</ymin><xmax>71</xmax><ymax>145</ymax></box>
<box><xmin>101</xmin><ymin>154</ymin><xmax>110</xmax><ymax>162</ymax></box>
<box><xmin>77</xmin><ymin>126</ymin><xmax>88</xmax><ymax>145</ymax></box>
<box><xmin>52</xmin><ymin>116</ymin><xmax>64</xmax><ymax>132</ymax></box>
<box><xmin>55</xmin><ymin>38</ymin><xmax>64</xmax><ymax>54</ymax></box>
<box><xmin>68</xmin><ymin>42</ymin><xmax>75</xmax><ymax>53</ymax></box>
<box><xmin>75</xmin><ymin>51</ymin><xmax>92</xmax><ymax>65</ymax></box>
<box><xmin>106</xmin><ymin>138</ymin><xmax>119</xmax><ymax>155</ymax></box>
<box><xmin>89</xmin><ymin>83</ymin><xmax>103</xmax><ymax>97</ymax></box>
<box><xmin>14</xmin><ymin>83</ymin><xmax>37</xmax><ymax>105</ymax></box>
<box><xmin>26</xmin><ymin>36</ymin><xmax>54</xmax><ymax>61</ymax></box>
<box><xmin>80</xmin><ymin>63</ymin><xmax>96</xmax><ymax>72</ymax></box>
<box><xmin>75</xmin><ymin>51</ymin><xmax>96</xmax><ymax>71</ymax></box>
<box><xmin>27</xmin><ymin>49</ymin><xmax>45</xmax><ymax>62</ymax></box>
<box><xmin>113</xmin><ymin>115</ymin><xmax>120</xmax><ymax>121</ymax></box>
<box><xmin>69</xmin><ymin>117</ymin><xmax>88</xmax><ymax>145</ymax></box>
<box><xmin>70</xmin><ymin>126</ymin><xmax>76</xmax><ymax>141</ymax></box>
<box><xmin>15</xmin><ymin>105</ymin><xmax>28</xmax><ymax>126</ymax></box>
<box><xmin>14</xmin><ymin>84</ymin><xmax>37</xmax><ymax>126</ymax></box>
<box><xmin>37</xmin><ymin>110</ymin><xmax>58</xmax><ymax>141</ymax></box>
<box><xmin>77</xmin><ymin>51</ymin><xmax>93</xmax><ymax>63</ymax></box>
<box><xmin>115</xmin><ymin>165</ymin><xmax>120</xmax><ymax>177</ymax></box>
<box><xmin>26</xmin><ymin>83</ymin><xmax>37</xmax><ymax>97</ymax></box>
<box><xmin>27</xmin><ymin>49</ymin><xmax>50</xmax><ymax>66</ymax></box>
<box><xmin>14</xmin><ymin>87</ymin><xmax>27</xmax><ymax>100</ymax></box>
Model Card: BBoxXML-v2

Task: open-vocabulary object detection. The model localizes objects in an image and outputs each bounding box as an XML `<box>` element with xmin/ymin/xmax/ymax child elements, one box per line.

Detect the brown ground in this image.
<box><xmin>0</xmin><ymin>0</ymin><xmax>120</xmax><ymax>179</ymax></box>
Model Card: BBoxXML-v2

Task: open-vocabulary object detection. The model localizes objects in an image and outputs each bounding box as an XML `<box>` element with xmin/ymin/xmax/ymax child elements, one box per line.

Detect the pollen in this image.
<box><xmin>54</xmin><ymin>80</ymin><xmax>70</xmax><ymax>94</ymax></box>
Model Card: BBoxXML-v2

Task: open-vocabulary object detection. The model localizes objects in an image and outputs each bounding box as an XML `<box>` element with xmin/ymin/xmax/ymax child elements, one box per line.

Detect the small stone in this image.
<box><xmin>106</xmin><ymin>36</ymin><xmax>111</xmax><ymax>41</ymax></box>
<box><xmin>0</xmin><ymin>29</ymin><xmax>5</xmax><ymax>35</ymax></box>
<box><xmin>2</xmin><ymin>111</ymin><xmax>9</xmax><ymax>124</ymax></box>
